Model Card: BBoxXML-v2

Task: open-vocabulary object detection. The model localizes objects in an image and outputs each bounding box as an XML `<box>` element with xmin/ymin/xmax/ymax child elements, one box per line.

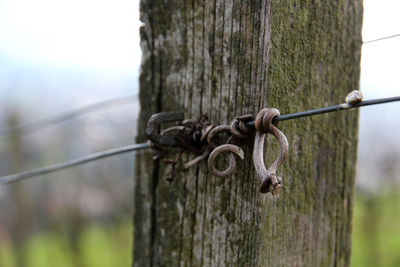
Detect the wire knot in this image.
<box><xmin>254</xmin><ymin>108</ymin><xmax>280</xmax><ymax>134</ymax></box>
<box><xmin>230</xmin><ymin>114</ymin><xmax>254</xmax><ymax>139</ymax></box>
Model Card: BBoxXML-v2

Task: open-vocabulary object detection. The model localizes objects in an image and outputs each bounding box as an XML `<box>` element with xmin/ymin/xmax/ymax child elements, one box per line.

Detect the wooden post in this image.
<box><xmin>134</xmin><ymin>1</ymin><xmax>363</xmax><ymax>266</ymax></box>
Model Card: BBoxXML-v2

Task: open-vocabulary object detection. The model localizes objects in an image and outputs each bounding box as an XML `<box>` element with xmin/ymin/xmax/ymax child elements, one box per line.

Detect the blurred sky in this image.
<box><xmin>358</xmin><ymin>0</ymin><xmax>400</xmax><ymax>190</ymax></box>
<box><xmin>0</xmin><ymin>0</ymin><xmax>140</xmax><ymax>74</ymax></box>
<box><xmin>0</xmin><ymin>0</ymin><xmax>399</xmax><ymax>188</ymax></box>
<box><xmin>0</xmin><ymin>0</ymin><xmax>398</xmax><ymax>108</ymax></box>
<box><xmin>361</xmin><ymin>0</ymin><xmax>400</xmax><ymax>97</ymax></box>
<box><xmin>0</xmin><ymin>0</ymin><xmax>140</xmax><ymax>118</ymax></box>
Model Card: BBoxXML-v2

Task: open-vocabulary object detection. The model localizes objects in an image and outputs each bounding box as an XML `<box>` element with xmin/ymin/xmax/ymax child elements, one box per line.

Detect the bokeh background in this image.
<box><xmin>0</xmin><ymin>0</ymin><xmax>399</xmax><ymax>266</ymax></box>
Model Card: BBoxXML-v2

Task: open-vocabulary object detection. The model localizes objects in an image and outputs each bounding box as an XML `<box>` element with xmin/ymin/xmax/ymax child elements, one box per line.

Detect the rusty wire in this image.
<box><xmin>147</xmin><ymin>94</ymin><xmax>400</xmax><ymax>191</ymax></box>
<box><xmin>156</xmin><ymin>114</ymin><xmax>253</xmax><ymax>181</ymax></box>
<box><xmin>1</xmin><ymin>95</ymin><xmax>400</xmax><ymax>185</ymax></box>
<box><xmin>154</xmin><ymin>108</ymin><xmax>290</xmax><ymax>195</ymax></box>
<box><xmin>246</xmin><ymin>95</ymin><xmax>400</xmax><ymax>126</ymax></box>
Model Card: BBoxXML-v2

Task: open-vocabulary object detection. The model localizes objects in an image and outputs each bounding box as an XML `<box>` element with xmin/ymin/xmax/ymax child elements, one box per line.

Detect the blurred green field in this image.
<box><xmin>1</xmin><ymin>192</ymin><xmax>400</xmax><ymax>267</ymax></box>
<box><xmin>0</xmin><ymin>221</ymin><xmax>132</xmax><ymax>267</ymax></box>
<box><xmin>351</xmin><ymin>191</ymin><xmax>400</xmax><ymax>267</ymax></box>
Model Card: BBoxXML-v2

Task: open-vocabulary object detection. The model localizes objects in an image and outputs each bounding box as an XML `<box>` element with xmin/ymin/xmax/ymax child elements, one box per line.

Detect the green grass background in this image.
<box><xmin>0</xmin><ymin>221</ymin><xmax>132</xmax><ymax>267</ymax></box>
<box><xmin>0</xmin><ymin>193</ymin><xmax>399</xmax><ymax>267</ymax></box>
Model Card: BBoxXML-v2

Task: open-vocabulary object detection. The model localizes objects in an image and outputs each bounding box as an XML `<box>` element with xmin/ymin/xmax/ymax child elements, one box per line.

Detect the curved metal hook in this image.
<box><xmin>230</xmin><ymin>114</ymin><xmax>254</xmax><ymax>139</ymax></box>
<box><xmin>253</xmin><ymin>108</ymin><xmax>289</xmax><ymax>194</ymax></box>
<box><xmin>207</xmin><ymin>125</ymin><xmax>231</xmax><ymax>147</ymax></box>
<box><xmin>146</xmin><ymin>111</ymin><xmax>184</xmax><ymax>146</ymax></box>
<box><xmin>161</xmin><ymin>126</ymin><xmax>185</xmax><ymax>135</ymax></box>
<box><xmin>200</xmin><ymin>123</ymin><xmax>215</xmax><ymax>142</ymax></box>
<box><xmin>205</xmin><ymin>125</ymin><xmax>245</xmax><ymax>176</ymax></box>
<box><xmin>208</xmin><ymin>144</ymin><xmax>244</xmax><ymax>177</ymax></box>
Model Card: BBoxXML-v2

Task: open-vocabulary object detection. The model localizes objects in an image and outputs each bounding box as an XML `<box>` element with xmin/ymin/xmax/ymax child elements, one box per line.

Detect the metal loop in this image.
<box><xmin>208</xmin><ymin>144</ymin><xmax>244</xmax><ymax>177</ymax></box>
<box><xmin>200</xmin><ymin>124</ymin><xmax>215</xmax><ymax>142</ymax></box>
<box><xmin>253</xmin><ymin>108</ymin><xmax>289</xmax><ymax>194</ymax></box>
<box><xmin>229</xmin><ymin>114</ymin><xmax>254</xmax><ymax>139</ymax></box>
<box><xmin>255</xmin><ymin>108</ymin><xmax>280</xmax><ymax>134</ymax></box>
<box><xmin>207</xmin><ymin>125</ymin><xmax>231</xmax><ymax>147</ymax></box>
<box><xmin>230</xmin><ymin>119</ymin><xmax>247</xmax><ymax>139</ymax></box>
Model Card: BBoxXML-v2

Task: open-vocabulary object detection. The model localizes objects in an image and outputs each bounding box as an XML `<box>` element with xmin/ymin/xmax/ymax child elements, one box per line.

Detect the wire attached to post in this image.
<box><xmin>0</xmin><ymin>143</ymin><xmax>149</xmax><ymax>185</ymax></box>
<box><xmin>246</xmin><ymin>96</ymin><xmax>400</xmax><ymax>127</ymax></box>
<box><xmin>0</xmin><ymin>95</ymin><xmax>399</xmax><ymax>185</ymax></box>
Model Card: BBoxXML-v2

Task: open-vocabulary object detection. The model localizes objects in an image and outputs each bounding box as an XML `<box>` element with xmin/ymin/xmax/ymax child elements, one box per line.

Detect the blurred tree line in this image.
<box><xmin>0</xmin><ymin>100</ymin><xmax>138</xmax><ymax>267</ymax></box>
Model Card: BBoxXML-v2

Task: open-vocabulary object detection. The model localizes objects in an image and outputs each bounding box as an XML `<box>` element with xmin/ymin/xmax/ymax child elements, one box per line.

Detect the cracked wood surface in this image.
<box><xmin>134</xmin><ymin>1</ymin><xmax>363</xmax><ymax>266</ymax></box>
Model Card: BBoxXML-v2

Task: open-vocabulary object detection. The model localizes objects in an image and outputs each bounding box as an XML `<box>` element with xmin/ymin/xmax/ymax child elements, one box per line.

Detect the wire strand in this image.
<box><xmin>363</xmin><ymin>33</ymin><xmax>400</xmax><ymax>44</ymax></box>
<box><xmin>1</xmin><ymin>96</ymin><xmax>399</xmax><ymax>185</ymax></box>
<box><xmin>0</xmin><ymin>143</ymin><xmax>149</xmax><ymax>185</ymax></box>
<box><xmin>246</xmin><ymin>96</ymin><xmax>400</xmax><ymax>127</ymax></box>
<box><xmin>0</xmin><ymin>95</ymin><xmax>138</xmax><ymax>137</ymax></box>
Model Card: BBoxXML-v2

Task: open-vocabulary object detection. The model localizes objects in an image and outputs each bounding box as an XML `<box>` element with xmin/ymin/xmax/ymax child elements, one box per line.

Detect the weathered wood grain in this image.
<box><xmin>134</xmin><ymin>1</ymin><xmax>363</xmax><ymax>266</ymax></box>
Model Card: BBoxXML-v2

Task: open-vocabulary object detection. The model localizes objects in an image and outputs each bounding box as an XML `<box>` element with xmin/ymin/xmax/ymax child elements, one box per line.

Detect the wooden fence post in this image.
<box><xmin>134</xmin><ymin>1</ymin><xmax>363</xmax><ymax>266</ymax></box>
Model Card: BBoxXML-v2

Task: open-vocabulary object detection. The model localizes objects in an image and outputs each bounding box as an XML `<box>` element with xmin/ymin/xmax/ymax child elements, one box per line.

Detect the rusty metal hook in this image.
<box><xmin>208</xmin><ymin>144</ymin><xmax>244</xmax><ymax>176</ymax></box>
<box><xmin>205</xmin><ymin>125</ymin><xmax>245</xmax><ymax>177</ymax></box>
<box><xmin>253</xmin><ymin>108</ymin><xmax>289</xmax><ymax>194</ymax></box>
<box><xmin>230</xmin><ymin>114</ymin><xmax>254</xmax><ymax>139</ymax></box>
<box><xmin>206</xmin><ymin>125</ymin><xmax>231</xmax><ymax>147</ymax></box>
<box><xmin>146</xmin><ymin>111</ymin><xmax>184</xmax><ymax>147</ymax></box>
